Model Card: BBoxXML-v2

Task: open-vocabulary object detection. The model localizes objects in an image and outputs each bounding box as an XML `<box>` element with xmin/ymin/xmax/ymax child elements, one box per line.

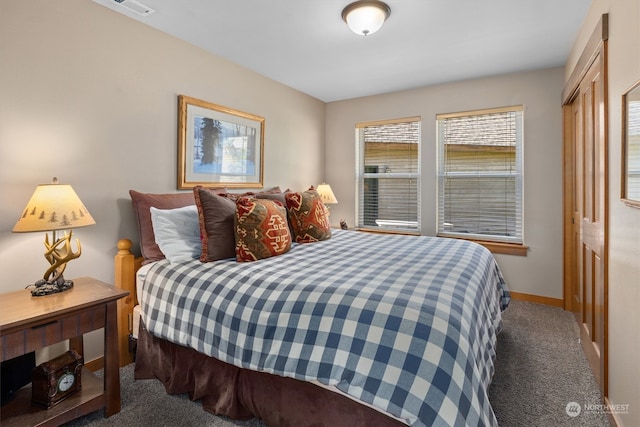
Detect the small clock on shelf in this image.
<box><xmin>32</xmin><ymin>350</ymin><xmax>83</xmax><ymax>408</ymax></box>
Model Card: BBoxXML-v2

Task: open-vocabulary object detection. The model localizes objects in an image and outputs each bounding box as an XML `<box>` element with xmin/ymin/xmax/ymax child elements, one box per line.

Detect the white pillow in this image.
<box><xmin>150</xmin><ymin>205</ymin><xmax>201</xmax><ymax>263</ymax></box>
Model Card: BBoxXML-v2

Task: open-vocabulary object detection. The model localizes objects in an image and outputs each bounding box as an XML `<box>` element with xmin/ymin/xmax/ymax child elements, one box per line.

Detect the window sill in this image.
<box><xmin>355</xmin><ymin>227</ymin><xmax>421</xmax><ymax>236</ymax></box>
<box><xmin>438</xmin><ymin>235</ymin><xmax>528</xmax><ymax>256</ymax></box>
<box><xmin>355</xmin><ymin>229</ymin><xmax>528</xmax><ymax>256</ymax></box>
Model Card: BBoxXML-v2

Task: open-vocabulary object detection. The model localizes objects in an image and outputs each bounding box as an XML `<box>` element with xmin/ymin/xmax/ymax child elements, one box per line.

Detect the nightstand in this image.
<box><xmin>0</xmin><ymin>277</ymin><xmax>129</xmax><ymax>426</ymax></box>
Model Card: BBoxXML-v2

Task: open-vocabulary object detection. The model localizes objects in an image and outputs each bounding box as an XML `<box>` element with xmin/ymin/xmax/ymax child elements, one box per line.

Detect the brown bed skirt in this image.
<box><xmin>135</xmin><ymin>325</ymin><xmax>407</xmax><ymax>427</ymax></box>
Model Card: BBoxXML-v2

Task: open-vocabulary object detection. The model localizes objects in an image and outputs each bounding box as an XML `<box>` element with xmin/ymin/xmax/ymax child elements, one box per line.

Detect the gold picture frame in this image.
<box><xmin>621</xmin><ymin>80</ymin><xmax>640</xmax><ymax>208</ymax></box>
<box><xmin>177</xmin><ymin>95</ymin><xmax>264</xmax><ymax>189</ymax></box>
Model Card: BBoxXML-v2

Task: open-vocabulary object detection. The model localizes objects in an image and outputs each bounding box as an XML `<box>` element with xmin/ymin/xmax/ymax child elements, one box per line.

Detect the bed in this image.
<box><xmin>114</xmin><ymin>188</ymin><xmax>510</xmax><ymax>427</ymax></box>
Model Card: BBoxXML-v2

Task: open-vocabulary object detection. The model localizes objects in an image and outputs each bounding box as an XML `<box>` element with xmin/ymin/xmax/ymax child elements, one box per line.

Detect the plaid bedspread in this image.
<box><xmin>141</xmin><ymin>230</ymin><xmax>510</xmax><ymax>427</ymax></box>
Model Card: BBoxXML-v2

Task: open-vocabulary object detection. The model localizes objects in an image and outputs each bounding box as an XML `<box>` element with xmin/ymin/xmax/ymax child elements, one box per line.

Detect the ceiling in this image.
<box><xmin>91</xmin><ymin>0</ymin><xmax>592</xmax><ymax>102</ymax></box>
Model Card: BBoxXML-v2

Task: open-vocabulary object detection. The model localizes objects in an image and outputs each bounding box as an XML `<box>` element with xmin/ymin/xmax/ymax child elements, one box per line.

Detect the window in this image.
<box><xmin>437</xmin><ymin>106</ymin><xmax>523</xmax><ymax>245</ymax></box>
<box><xmin>356</xmin><ymin>117</ymin><xmax>420</xmax><ymax>233</ymax></box>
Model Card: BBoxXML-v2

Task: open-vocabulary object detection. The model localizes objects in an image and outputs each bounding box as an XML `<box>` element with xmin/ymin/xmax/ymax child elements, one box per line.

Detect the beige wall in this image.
<box><xmin>0</xmin><ymin>0</ymin><xmax>325</xmax><ymax>361</ymax></box>
<box><xmin>326</xmin><ymin>67</ymin><xmax>566</xmax><ymax>300</ymax></box>
<box><xmin>566</xmin><ymin>1</ymin><xmax>640</xmax><ymax>426</ymax></box>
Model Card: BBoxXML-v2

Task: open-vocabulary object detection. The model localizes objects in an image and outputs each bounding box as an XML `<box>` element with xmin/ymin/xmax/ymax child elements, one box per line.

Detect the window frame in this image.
<box><xmin>436</xmin><ymin>105</ymin><xmax>527</xmax><ymax>255</ymax></box>
<box><xmin>355</xmin><ymin>116</ymin><xmax>421</xmax><ymax>234</ymax></box>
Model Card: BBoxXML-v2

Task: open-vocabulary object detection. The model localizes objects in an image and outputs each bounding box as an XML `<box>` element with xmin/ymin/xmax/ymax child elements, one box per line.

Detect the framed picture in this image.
<box><xmin>622</xmin><ymin>80</ymin><xmax>640</xmax><ymax>208</ymax></box>
<box><xmin>178</xmin><ymin>95</ymin><xmax>264</xmax><ymax>189</ymax></box>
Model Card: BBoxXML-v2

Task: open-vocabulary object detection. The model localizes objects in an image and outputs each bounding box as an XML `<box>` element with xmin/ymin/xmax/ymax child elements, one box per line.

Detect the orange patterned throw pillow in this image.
<box><xmin>234</xmin><ymin>197</ymin><xmax>291</xmax><ymax>262</ymax></box>
<box><xmin>284</xmin><ymin>187</ymin><xmax>332</xmax><ymax>243</ymax></box>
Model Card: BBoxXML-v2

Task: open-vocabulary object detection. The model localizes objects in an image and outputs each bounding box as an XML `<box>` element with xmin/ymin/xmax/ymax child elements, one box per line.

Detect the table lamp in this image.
<box><xmin>316</xmin><ymin>183</ymin><xmax>338</xmax><ymax>207</ymax></box>
<box><xmin>316</xmin><ymin>183</ymin><xmax>343</xmax><ymax>228</ymax></box>
<box><xmin>12</xmin><ymin>178</ymin><xmax>95</xmax><ymax>295</ymax></box>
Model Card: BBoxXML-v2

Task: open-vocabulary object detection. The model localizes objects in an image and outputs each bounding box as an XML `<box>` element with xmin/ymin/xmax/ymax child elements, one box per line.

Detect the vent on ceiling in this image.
<box><xmin>113</xmin><ymin>0</ymin><xmax>155</xmax><ymax>17</ymax></box>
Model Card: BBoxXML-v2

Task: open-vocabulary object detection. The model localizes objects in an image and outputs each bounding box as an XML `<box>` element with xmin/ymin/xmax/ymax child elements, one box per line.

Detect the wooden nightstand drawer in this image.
<box><xmin>1</xmin><ymin>305</ymin><xmax>106</xmax><ymax>360</ymax></box>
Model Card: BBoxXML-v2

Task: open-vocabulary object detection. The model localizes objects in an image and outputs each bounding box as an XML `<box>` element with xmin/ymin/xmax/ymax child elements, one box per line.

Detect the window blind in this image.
<box><xmin>437</xmin><ymin>106</ymin><xmax>523</xmax><ymax>244</ymax></box>
<box><xmin>356</xmin><ymin>117</ymin><xmax>421</xmax><ymax>232</ymax></box>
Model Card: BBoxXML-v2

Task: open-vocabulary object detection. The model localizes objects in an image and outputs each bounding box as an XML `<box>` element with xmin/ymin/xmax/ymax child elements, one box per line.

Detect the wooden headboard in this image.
<box><xmin>114</xmin><ymin>238</ymin><xmax>143</xmax><ymax>367</ymax></box>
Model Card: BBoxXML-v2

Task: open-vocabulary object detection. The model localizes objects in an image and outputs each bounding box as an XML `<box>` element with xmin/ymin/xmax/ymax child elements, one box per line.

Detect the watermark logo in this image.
<box><xmin>584</xmin><ymin>402</ymin><xmax>630</xmax><ymax>415</ymax></box>
<box><xmin>565</xmin><ymin>401</ymin><xmax>630</xmax><ymax>417</ymax></box>
<box><xmin>566</xmin><ymin>402</ymin><xmax>582</xmax><ymax>417</ymax></box>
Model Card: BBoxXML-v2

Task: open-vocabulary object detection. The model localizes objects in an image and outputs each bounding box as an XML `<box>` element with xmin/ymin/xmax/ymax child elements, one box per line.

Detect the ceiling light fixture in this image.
<box><xmin>342</xmin><ymin>0</ymin><xmax>391</xmax><ymax>36</ymax></box>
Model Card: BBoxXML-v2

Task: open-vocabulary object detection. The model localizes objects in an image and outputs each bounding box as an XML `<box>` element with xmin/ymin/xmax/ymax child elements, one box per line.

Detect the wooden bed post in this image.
<box><xmin>114</xmin><ymin>239</ymin><xmax>139</xmax><ymax>367</ymax></box>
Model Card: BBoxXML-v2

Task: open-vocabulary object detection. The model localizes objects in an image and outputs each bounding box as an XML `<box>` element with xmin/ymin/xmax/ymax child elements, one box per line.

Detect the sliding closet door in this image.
<box><xmin>577</xmin><ymin>53</ymin><xmax>607</xmax><ymax>393</ymax></box>
<box><xmin>563</xmin><ymin>14</ymin><xmax>608</xmax><ymax>398</ymax></box>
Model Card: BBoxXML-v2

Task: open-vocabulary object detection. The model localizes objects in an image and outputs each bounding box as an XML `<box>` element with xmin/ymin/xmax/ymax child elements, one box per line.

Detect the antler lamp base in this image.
<box><xmin>29</xmin><ymin>230</ymin><xmax>81</xmax><ymax>297</ymax></box>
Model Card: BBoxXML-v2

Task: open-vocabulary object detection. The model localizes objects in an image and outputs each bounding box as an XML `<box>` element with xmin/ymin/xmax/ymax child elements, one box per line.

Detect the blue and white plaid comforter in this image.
<box><xmin>141</xmin><ymin>230</ymin><xmax>510</xmax><ymax>427</ymax></box>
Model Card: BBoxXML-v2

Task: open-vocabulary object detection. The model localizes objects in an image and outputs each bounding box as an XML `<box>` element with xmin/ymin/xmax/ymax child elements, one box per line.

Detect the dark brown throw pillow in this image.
<box><xmin>234</xmin><ymin>197</ymin><xmax>291</xmax><ymax>262</ymax></box>
<box><xmin>224</xmin><ymin>186</ymin><xmax>283</xmax><ymax>202</ymax></box>
<box><xmin>193</xmin><ymin>186</ymin><xmax>237</xmax><ymax>262</ymax></box>
<box><xmin>284</xmin><ymin>187</ymin><xmax>332</xmax><ymax>243</ymax></box>
<box><xmin>130</xmin><ymin>190</ymin><xmax>198</xmax><ymax>263</ymax></box>
<box><xmin>256</xmin><ymin>191</ymin><xmax>286</xmax><ymax>206</ymax></box>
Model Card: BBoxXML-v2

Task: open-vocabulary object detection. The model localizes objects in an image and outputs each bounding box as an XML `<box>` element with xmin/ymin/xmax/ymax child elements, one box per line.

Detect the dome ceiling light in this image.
<box><xmin>341</xmin><ymin>1</ymin><xmax>391</xmax><ymax>36</ymax></box>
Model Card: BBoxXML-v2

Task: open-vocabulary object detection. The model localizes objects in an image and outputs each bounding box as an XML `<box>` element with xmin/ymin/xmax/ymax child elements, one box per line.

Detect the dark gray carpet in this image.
<box><xmin>65</xmin><ymin>301</ymin><xmax>609</xmax><ymax>426</ymax></box>
<box><xmin>489</xmin><ymin>301</ymin><xmax>609</xmax><ymax>426</ymax></box>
